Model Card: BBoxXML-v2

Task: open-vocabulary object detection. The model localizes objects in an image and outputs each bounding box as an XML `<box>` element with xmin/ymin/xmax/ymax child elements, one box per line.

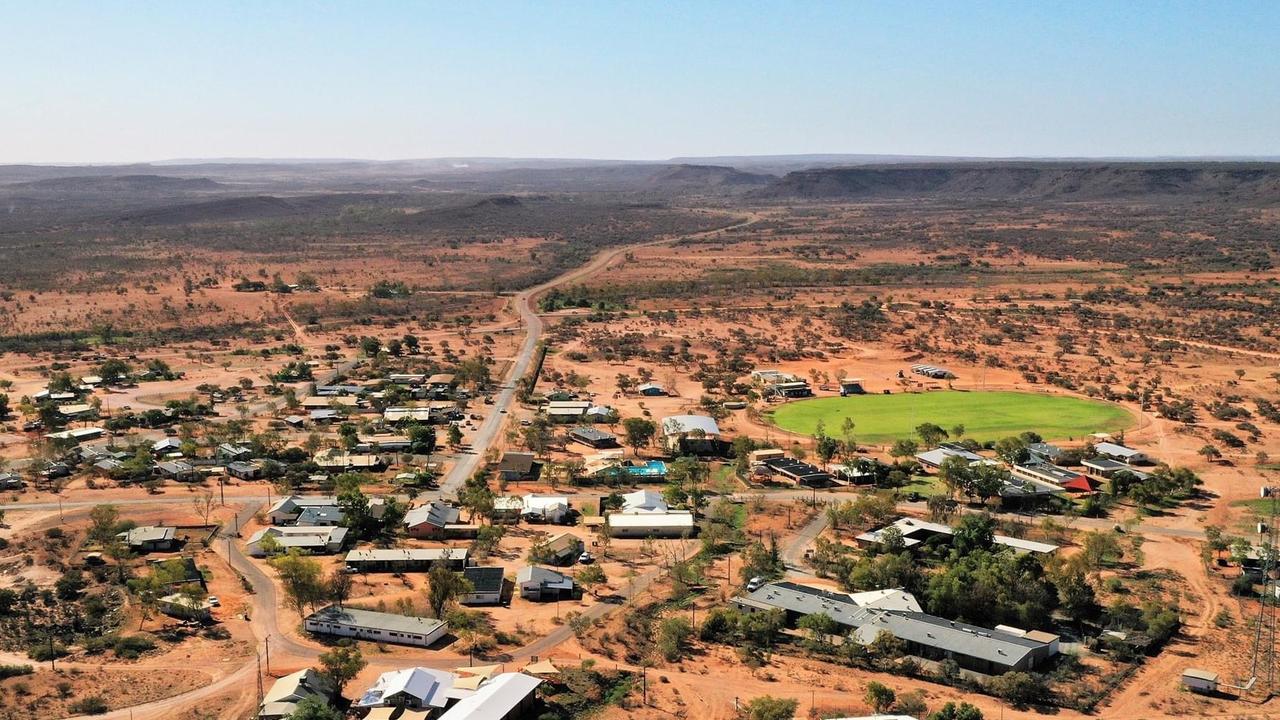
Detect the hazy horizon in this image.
<box><xmin>3</xmin><ymin>1</ymin><xmax>1278</xmax><ymax>164</ymax></box>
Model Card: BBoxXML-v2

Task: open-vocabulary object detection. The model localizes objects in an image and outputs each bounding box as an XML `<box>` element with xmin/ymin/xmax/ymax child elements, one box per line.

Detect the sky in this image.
<box><xmin>1</xmin><ymin>1</ymin><xmax>1278</xmax><ymax>164</ymax></box>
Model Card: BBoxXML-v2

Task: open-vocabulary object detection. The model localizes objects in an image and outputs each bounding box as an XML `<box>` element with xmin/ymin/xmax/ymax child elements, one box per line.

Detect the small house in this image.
<box><xmin>305</xmin><ymin>605</ymin><xmax>447</xmax><ymax>648</ymax></box>
<box><xmin>637</xmin><ymin>382</ymin><xmax>666</xmax><ymax>396</ymax></box>
<box><xmin>158</xmin><ymin>593</ymin><xmax>213</xmax><ymax>622</ymax></box>
<box><xmin>404</xmin><ymin>502</ymin><xmax>476</xmax><ymax>539</ymax></box>
<box><xmin>522</xmin><ymin>494</ymin><xmax>572</xmax><ymax>524</ymax></box>
<box><xmin>226</xmin><ymin>461</ymin><xmax>262</xmax><ymax>480</ymax></box>
<box><xmin>259</xmin><ymin>669</ymin><xmax>333</xmax><ymax>720</ymax></box>
<box><xmin>606</xmin><ymin>511</ymin><xmax>696</xmax><ymax>538</ymax></box>
<box><xmin>1182</xmin><ymin>668</ymin><xmax>1218</xmax><ymax>695</ymax></box>
<box><xmin>568</xmin><ymin>426</ymin><xmax>618</xmax><ymax>449</ymax></box>
<box><xmin>460</xmin><ymin>566</ymin><xmax>506</xmax><ymax>605</ymax></box>
<box><xmin>538</xmin><ymin>532</ymin><xmax>584</xmax><ymax>566</ymax></box>
<box><xmin>517</xmin><ymin>566</ymin><xmax>576</xmax><ymax>601</ymax></box>
<box><xmin>498</xmin><ymin>452</ymin><xmax>541</xmax><ymax>482</ymax></box>
<box><xmin>118</xmin><ymin>526</ymin><xmax>178</xmax><ymax>552</ymax></box>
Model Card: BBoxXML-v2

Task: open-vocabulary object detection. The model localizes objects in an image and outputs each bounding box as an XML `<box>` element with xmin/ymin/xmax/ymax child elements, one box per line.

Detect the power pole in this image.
<box><xmin>265</xmin><ymin>635</ymin><xmax>271</xmax><ymax>675</ymax></box>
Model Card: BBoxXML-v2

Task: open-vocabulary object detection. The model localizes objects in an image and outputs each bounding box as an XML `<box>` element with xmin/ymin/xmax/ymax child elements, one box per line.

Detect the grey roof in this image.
<box><xmin>1094</xmin><ymin>441</ymin><xmax>1143</xmax><ymax>458</ymax></box>
<box><xmin>916</xmin><ymin>445</ymin><xmax>983</xmax><ymax>466</ymax></box>
<box><xmin>157</xmin><ymin>460</ymin><xmax>194</xmax><ymax>475</ymax></box>
<box><xmin>852</xmin><ymin>610</ymin><xmax>1050</xmax><ymax>669</ymax></box>
<box><xmin>118</xmin><ymin>526</ymin><xmax>176</xmax><ymax>545</ymax></box>
<box><xmin>1012</xmin><ymin>461</ymin><xmax>1085</xmax><ymax>485</ymax></box>
<box><xmin>464</xmin><ymin>566</ymin><xmax>505</xmax><ymax>594</ymax></box>
<box><xmin>296</xmin><ymin>506</ymin><xmax>345</xmax><ymax>525</ymax></box>
<box><xmin>518</xmin><ymin>566</ymin><xmax>573</xmax><ymax>590</ymax></box>
<box><xmin>404</xmin><ymin>502</ymin><xmax>462</xmax><ymax>530</ymax></box>
<box><xmin>569</xmin><ymin>426</ymin><xmax>615</xmax><ymax>442</ymax></box>
<box><xmin>226</xmin><ymin>460</ymin><xmax>260</xmax><ymax>473</ymax></box>
<box><xmin>498</xmin><ymin>452</ymin><xmax>537</xmax><ymax>473</ymax></box>
<box><xmin>661</xmin><ymin>414</ymin><xmax>721</xmax><ymax>438</ymax></box>
<box><xmin>738</xmin><ymin>581</ymin><xmax>881</xmax><ymax>627</ymax></box>
<box><xmin>345</xmin><ymin>548</ymin><xmax>468</xmax><ymax>564</ymax></box>
<box><xmin>307</xmin><ymin>605</ymin><xmax>445</xmax><ymax>637</ymax></box>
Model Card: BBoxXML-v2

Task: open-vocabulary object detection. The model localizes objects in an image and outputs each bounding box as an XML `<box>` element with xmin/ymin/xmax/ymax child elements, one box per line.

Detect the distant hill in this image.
<box><xmin>753</xmin><ymin>163</ymin><xmax>1280</xmax><ymax>202</ymax></box>
<box><xmin>647</xmin><ymin>164</ymin><xmax>775</xmax><ymax>190</ymax></box>
<box><xmin>8</xmin><ymin>174</ymin><xmax>224</xmax><ymax>192</ymax></box>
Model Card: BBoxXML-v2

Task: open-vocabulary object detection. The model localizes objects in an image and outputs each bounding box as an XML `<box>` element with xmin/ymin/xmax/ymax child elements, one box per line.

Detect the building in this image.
<box><xmin>621</xmin><ymin>489</ymin><xmax>667</xmax><ymax>513</ymax></box>
<box><xmin>1082</xmin><ymin>457</ymin><xmax>1152</xmax><ymax>481</ymax></box>
<box><xmin>517</xmin><ymin>566</ymin><xmax>576</xmax><ymax>601</ymax></box>
<box><xmin>404</xmin><ymin>502</ymin><xmax>477</xmax><ymax>539</ymax></box>
<box><xmin>766</xmin><ymin>380</ymin><xmax>813</xmax><ymax>399</ymax></box>
<box><xmin>1093</xmin><ymin>442</ymin><xmax>1148</xmax><ymax>464</ymax></box>
<box><xmin>1025</xmin><ymin>442</ymin><xmax>1063</xmax><ymax>463</ymax></box>
<box><xmin>305</xmin><ymin>605</ymin><xmax>447</xmax><ymax>648</ymax></box>
<box><xmin>490</xmin><ymin>496</ymin><xmax>525</xmax><ymax>523</ymax></box>
<box><xmin>313</xmin><ymin>451</ymin><xmax>385</xmax><ymax>471</ymax></box>
<box><xmin>736</xmin><ymin>582</ymin><xmax>1057</xmax><ymax>674</ymax></box>
<box><xmin>537</xmin><ymin>532</ymin><xmax>584</xmax><ymax>566</ymax></box>
<box><xmin>259</xmin><ymin>669</ymin><xmax>333</xmax><ymax>720</ymax></box>
<box><xmin>345</xmin><ymin>547</ymin><xmax>469</xmax><ymax>573</ymax></box>
<box><xmin>910</xmin><ymin>363</ymin><xmax>954</xmax><ymax>379</ymax></box>
<box><xmin>152</xmin><ymin>437</ymin><xmax>183</xmax><ymax>455</ymax></box>
<box><xmin>158</xmin><ymin>593</ymin><xmax>213</xmax><ymax>622</ymax></box>
<box><xmin>1011</xmin><ymin>462</ymin><xmax>1091</xmax><ymax>489</ymax></box>
<box><xmin>156</xmin><ymin>460</ymin><xmax>198</xmax><ymax>481</ymax></box>
<box><xmin>383</xmin><ymin>407</ymin><xmax>434</xmax><ymax>423</ymax></box>
<box><xmin>226</xmin><ymin>460</ymin><xmax>263</xmax><ymax>480</ymax></box>
<box><xmin>295</xmin><ymin>505</ymin><xmax>345</xmax><ymax>527</ymax></box>
<box><xmin>759</xmin><ymin>456</ymin><xmax>835</xmax><ymax>487</ymax></box>
<box><xmin>437</xmin><ymin>672</ymin><xmax>542</xmax><ymax>720</ymax></box>
<box><xmin>215</xmin><ymin>443</ymin><xmax>252</xmax><ymax>462</ymax></box>
<box><xmin>637</xmin><ymin>382</ymin><xmax>667</xmax><ymax>396</ymax></box>
<box><xmin>355</xmin><ymin>434</ymin><xmax>413</xmax><ymax>452</ymax></box>
<box><xmin>45</xmin><ymin>427</ymin><xmax>104</xmax><ymax>444</ymax></box>
<box><xmin>356</xmin><ymin>666</ymin><xmax>458</xmax><ymax>710</ymax></box>
<box><xmin>245</xmin><ymin>526</ymin><xmax>349</xmax><ymax>556</ymax></box>
<box><xmin>497</xmin><ymin>452</ymin><xmax>541</xmax><ymax>482</ymax></box>
<box><xmin>1182</xmin><ymin>668</ymin><xmax>1218</xmax><ymax>694</ymax></box>
<box><xmin>268</xmin><ymin>495</ymin><xmax>340</xmax><ymax>525</ymax></box>
<box><xmin>856</xmin><ymin>517</ymin><xmax>1058</xmax><ymax>555</ymax></box>
<box><xmin>915</xmin><ymin>443</ymin><xmax>984</xmax><ymax>469</ymax></box>
<box><xmin>606</xmin><ymin>511</ymin><xmax>696</xmax><ymax>539</ymax></box>
<box><xmin>751</xmin><ymin>370</ymin><xmax>800</xmax><ymax>384</ymax></box>
<box><xmin>545</xmin><ymin>400</ymin><xmax>591</xmax><ymax>420</ymax></box>
<box><xmin>568</xmin><ymin>426</ymin><xmax>618</xmax><ymax>449</ymax></box>
<box><xmin>118</xmin><ymin>526</ymin><xmax>178</xmax><ymax>552</ymax></box>
<box><xmin>522</xmin><ymin>494</ymin><xmax>571</xmax><ymax>524</ymax></box>
<box><xmin>0</xmin><ymin>471</ymin><xmax>26</xmax><ymax>490</ymax></box>
<box><xmin>660</xmin><ymin>414</ymin><xmax>723</xmax><ymax>454</ymax></box>
<box><xmin>460</xmin><ymin>566</ymin><xmax>506</xmax><ymax>605</ymax></box>
<box><xmin>839</xmin><ymin>378</ymin><xmax>866</xmax><ymax>396</ymax></box>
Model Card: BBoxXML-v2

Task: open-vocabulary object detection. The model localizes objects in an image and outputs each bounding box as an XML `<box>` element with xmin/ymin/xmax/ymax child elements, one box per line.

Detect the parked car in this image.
<box><xmin>578</xmin><ymin>552</ymin><xmax>595</xmax><ymax>565</ymax></box>
<box><xmin>746</xmin><ymin>576</ymin><xmax>765</xmax><ymax>592</ymax></box>
<box><xmin>208</xmin><ymin>596</ymin><xmax>220</xmax><ymax>607</ymax></box>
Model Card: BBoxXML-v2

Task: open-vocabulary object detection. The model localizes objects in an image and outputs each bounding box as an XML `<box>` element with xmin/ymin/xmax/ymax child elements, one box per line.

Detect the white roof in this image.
<box><xmin>661</xmin><ymin>415</ymin><xmax>720</xmax><ymax>437</ymax></box>
<box><xmin>1094</xmin><ymin>441</ymin><xmax>1143</xmax><ymax>458</ymax></box>
<box><xmin>523</xmin><ymin>494</ymin><xmax>569</xmax><ymax>512</ymax></box>
<box><xmin>438</xmin><ymin>673</ymin><xmax>542</xmax><ymax>720</ymax></box>
<box><xmin>607</xmin><ymin>511</ymin><xmax>695</xmax><ymax>530</ymax></box>
<box><xmin>359</xmin><ymin>667</ymin><xmax>456</xmax><ymax>708</ymax></box>
<box><xmin>847</xmin><ymin>588</ymin><xmax>923</xmax><ymax>613</ymax></box>
<box><xmin>621</xmin><ymin>489</ymin><xmax>668</xmax><ymax>513</ymax></box>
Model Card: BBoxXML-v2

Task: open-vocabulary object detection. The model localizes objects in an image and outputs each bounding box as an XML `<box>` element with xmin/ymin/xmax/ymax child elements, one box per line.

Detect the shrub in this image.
<box><xmin>0</xmin><ymin>664</ymin><xmax>33</xmax><ymax>679</ymax></box>
<box><xmin>69</xmin><ymin>696</ymin><xmax>110</xmax><ymax>715</ymax></box>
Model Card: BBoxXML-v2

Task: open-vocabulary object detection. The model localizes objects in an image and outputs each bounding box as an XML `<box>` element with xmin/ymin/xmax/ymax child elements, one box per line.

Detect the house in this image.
<box><xmin>388</xmin><ymin>373</ymin><xmax>427</xmax><ymax>386</ymax></box>
<box><xmin>915</xmin><ymin>443</ymin><xmax>984</xmax><ymax>469</ymax></box>
<box><xmin>303</xmin><ymin>395</ymin><xmax>359</xmax><ymax>409</ymax></box>
<box><xmin>537</xmin><ymin>532</ymin><xmax>584</xmax><ymax>566</ymax></box>
<box><xmin>296</xmin><ymin>505</ymin><xmax>345</xmax><ymax>527</ymax></box>
<box><xmin>660</xmin><ymin>414</ymin><xmax>723</xmax><ymax>454</ymax></box>
<box><xmin>568</xmin><ymin>426</ymin><xmax>618</xmax><ymax>449</ymax></box>
<box><xmin>1026</xmin><ymin>442</ymin><xmax>1063</xmax><ymax>463</ymax></box>
<box><xmin>545</xmin><ymin>400</ymin><xmax>591</xmax><ymax>420</ymax></box>
<box><xmin>215</xmin><ymin>443</ymin><xmax>252</xmax><ymax>462</ymax></box>
<box><xmin>497</xmin><ymin>452</ymin><xmax>541</xmax><ymax>482</ymax></box>
<box><xmin>356</xmin><ymin>666</ymin><xmax>459</xmax><ymax>710</ymax></box>
<box><xmin>315</xmin><ymin>384</ymin><xmax>363</xmax><ymax>396</ymax></box>
<box><xmin>426</xmin><ymin>373</ymin><xmax>455</xmax><ymax>391</ymax></box>
<box><xmin>518</xmin><ymin>566</ymin><xmax>576</xmax><ymax>601</ymax></box>
<box><xmin>156</xmin><ymin>460</ymin><xmax>197</xmax><ymax>481</ymax></box>
<box><xmin>1011</xmin><ymin>462</ymin><xmax>1090</xmax><ymax>488</ymax></box>
<box><xmin>309</xmin><ymin>409</ymin><xmax>341</xmax><ymax>424</ymax></box>
<box><xmin>606</xmin><ymin>511</ymin><xmax>696</xmax><ymax>538</ymax></box>
<box><xmin>751</xmin><ymin>370</ymin><xmax>800</xmax><ymax>384</ymax></box>
<box><xmin>355</xmin><ymin>434</ymin><xmax>413</xmax><ymax>452</ymax></box>
<box><xmin>384</xmin><ymin>407</ymin><xmax>434</xmax><ymax>423</ymax></box>
<box><xmin>284</xmin><ymin>415</ymin><xmax>307</xmax><ymax>428</ymax></box>
<box><xmin>583</xmin><ymin>405</ymin><xmax>615</xmax><ymax>423</ymax></box>
<box><xmin>522</xmin><ymin>494</ymin><xmax>572</xmax><ymax>524</ymax></box>
<box><xmin>1093</xmin><ymin>442</ymin><xmax>1148</xmax><ymax>464</ymax></box>
<box><xmin>45</xmin><ymin>427</ymin><xmax>104</xmax><ymax>443</ymax></box>
<box><xmin>152</xmin><ymin>437</ymin><xmax>184</xmax><ymax>456</ymax></box>
<box><xmin>0</xmin><ymin>471</ymin><xmax>25</xmax><ymax>490</ymax></box>
<box><xmin>158</xmin><ymin>593</ymin><xmax>213</xmax><ymax>622</ymax></box>
<box><xmin>226</xmin><ymin>461</ymin><xmax>262</xmax><ymax>480</ymax></box>
<box><xmin>437</xmin><ymin>672</ymin><xmax>542</xmax><ymax>720</ymax></box>
<box><xmin>490</xmin><ymin>496</ymin><xmax>525</xmax><ymax>523</ymax></box>
<box><xmin>245</xmin><ymin>526</ymin><xmax>348</xmax><ymax>556</ymax></box>
<box><xmin>259</xmin><ymin>669</ymin><xmax>334</xmax><ymax>720</ymax></box>
<box><xmin>637</xmin><ymin>382</ymin><xmax>666</xmax><ymax>396</ymax></box>
<box><xmin>118</xmin><ymin>526</ymin><xmax>178</xmax><ymax>552</ymax></box>
<box><xmin>461</xmin><ymin>566</ymin><xmax>506</xmax><ymax>605</ymax></box>
<box><xmin>856</xmin><ymin>517</ymin><xmax>1058</xmax><ymax>555</ymax></box>
<box><xmin>57</xmin><ymin>403</ymin><xmax>96</xmax><ymax>419</ymax></box>
<box><xmin>910</xmin><ymin>363</ymin><xmax>954</xmax><ymax>379</ymax></box>
<box><xmin>736</xmin><ymin>582</ymin><xmax>1056</xmax><ymax>674</ymax></box>
<box><xmin>404</xmin><ymin>502</ymin><xmax>477</xmax><ymax>539</ymax></box>
<box><xmin>313</xmin><ymin>451</ymin><xmax>385</xmax><ymax>471</ymax></box>
<box><xmin>759</xmin><ymin>456</ymin><xmax>834</xmax><ymax>487</ymax></box>
<box><xmin>268</xmin><ymin>495</ymin><xmax>340</xmax><ymax>525</ymax></box>
<box><xmin>345</xmin><ymin>547</ymin><xmax>469</xmax><ymax>573</ymax></box>
<box><xmin>305</xmin><ymin>605</ymin><xmax>447</xmax><ymax>648</ymax></box>
<box><xmin>1082</xmin><ymin>457</ymin><xmax>1152</xmax><ymax>481</ymax></box>
<box><xmin>621</xmin><ymin>489</ymin><xmax>667</xmax><ymax>513</ymax></box>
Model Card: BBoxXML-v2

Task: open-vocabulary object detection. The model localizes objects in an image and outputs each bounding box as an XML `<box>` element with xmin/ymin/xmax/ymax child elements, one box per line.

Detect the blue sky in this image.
<box><xmin>2</xmin><ymin>1</ymin><xmax>1277</xmax><ymax>163</ymax></box>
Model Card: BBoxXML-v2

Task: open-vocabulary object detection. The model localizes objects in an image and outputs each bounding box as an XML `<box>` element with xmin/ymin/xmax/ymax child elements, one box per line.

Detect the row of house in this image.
<box><xmin>855</xmin><ymin>517</ymin><xmax>1059</xmax><ymax>556</ymax></box>
<box><xmin>734</xmin><ymin>581</ymin><xmax>1059</xmax><ymax>674</ymax></box>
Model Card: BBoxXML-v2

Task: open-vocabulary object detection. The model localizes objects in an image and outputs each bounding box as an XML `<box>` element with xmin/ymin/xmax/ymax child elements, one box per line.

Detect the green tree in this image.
<box><xmin>742</xmin><ymin>695</ymin><xmax>798</xmax><ymax>720</ymax></box>
<box><xmin>88</xmin><ymin>504</ymin><xmax>121</xmax><ymax>545</ymax></box>
<box><xmin>426</xmin><ymin>562</ymin><xmax>472</xmax><ymax>619</ymax></box>
<box><xmin>318</xmin><ymin>644</ymin><xmax>366</xmax><ymax>699</ymax></box>
<box><xmin>915</xmin><ymin>422</ymin><xmax>948</xmax><ymax>447</ymax></box>
<box><xmin>622</xmin><ymin>417</ymin><xmax>657</xmax><ymax>456</ymax></box>
<box><xmin>270</xmin><ymin>550</ymin><xmax>327</xmax><ymax>615</ymax></box>
<box><xmin>657</xmin><ymin>616</ymin><xmax>694</xmax><ymax>662</ymax></box>
<box><xmin>291</xmin><ymin>696</ymin><xmax>343</xmax><ymax>720</ymax></box>
<box><xmin>889</xmin><ymin>438</ymin><xmax>919</xmax><ymax>462</ymax></box>
<box><xmin>864</xmin><ymin>681</ymin><xmax>896</xmax><ymax>714</ymax></box>
<box><xmin>928</xmin><ymin>702</ymin><xmax>984</xmax><ymax>720</ymax></box>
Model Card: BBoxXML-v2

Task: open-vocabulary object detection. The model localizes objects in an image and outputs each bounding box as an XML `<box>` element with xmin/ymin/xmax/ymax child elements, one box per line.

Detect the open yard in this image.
<box><xmin>768</xmin><ymin>390</ymin><xmax>1134</xmax><ymax>444</ymax></box>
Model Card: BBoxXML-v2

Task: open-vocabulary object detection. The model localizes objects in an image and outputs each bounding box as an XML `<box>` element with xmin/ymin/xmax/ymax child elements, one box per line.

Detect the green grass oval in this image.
<box><xmin>767</xmin><ymin>390</ymin><xmax>1134</xmax><ymax>444</ymax></box>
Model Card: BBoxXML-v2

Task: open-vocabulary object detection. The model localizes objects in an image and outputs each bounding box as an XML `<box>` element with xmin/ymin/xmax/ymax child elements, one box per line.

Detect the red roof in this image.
<box><xmin>1062</xmin><ymin>475</ymin><xmax>1099</xmax><ymax>493</ymax></box>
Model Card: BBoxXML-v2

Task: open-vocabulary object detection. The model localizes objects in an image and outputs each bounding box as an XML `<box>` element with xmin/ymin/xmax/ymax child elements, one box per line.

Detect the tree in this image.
<box><xmin>270</xmin><ymin>550</ymin><xmax>326</xmax><ymax>615</ymax></box>
<box><xmin>318</xmin><ymin>644</ymin><xmax>366</xmax><ymax>699</ymax></box>
<box><xmin>577</xmin><ymin>564</ymin><xmax>606</xmax><ymax>596</ymax></box>
<box><xmin>88</xmin><ymin>504</ymin><xmax>121</xmax><ymax>545</ymax></box>
<box><xmin>328</xmin><ymin>568</ymin><xmax>353</xmax><ymax>608</ymax></box>
<box><xmin>742</xmin><ymin>695</ymin><xmax>799</xmax><ymax>720</ymax></box>
<box><xmin>889</xmin><ymin>438</ymin><xmax>919</xmax><ymax>462</ymax></box>
<box><xmin>657</xmin><ymin>616</ymin><xmax>693</xmax><ymax>662</ymax></box>
<box><xmin>289</xmin><ymin>697</ymin><xmax>342</xmax><ymax>720</ymax></box>
<box><xmin>1198</xmin><ymin>444</ymin><xmax>1223</xmax><ymax>463</ymax></box>
<box><xmin>864</xmin><ymin>681</ymin><xmax>896</xmax><ymax>714</ymax></box>
<box><xmin>985</xmin><ymin>671</ymin><xmax>1046</xmax><ymax>707</ymax></box>
<box><xmin>928</xmin><ymin>702</ymin><xmax>984</xmax><ymax>720</ymax></box>
<box><xmin>426</xmin><ymin>562</ymin><xmax>472</xmax><ymax>619</ymax></box>
<box><xmin>915</xmin><ymin>422</ymin><xmax>948</xmax><ymax>448</ymax></box>
<box><xmin>192</xmin><ymin>491</ymin><xmax>216</xmax><ymax>527</ymax></box>
<box><xmin>447</xmin><ymin>424</ymin><xmax>464</xmax><ymax>448</ymax></box>
<box><xmin>622</xmin><ymin>417</ymin><xmax>657</xmax><ymax>456</ymax></box>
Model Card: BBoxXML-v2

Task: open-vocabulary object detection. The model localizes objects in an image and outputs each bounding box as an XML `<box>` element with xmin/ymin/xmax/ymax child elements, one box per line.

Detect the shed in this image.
<box><xmin>461</xmin><ymin>566</ymin><xmax>506</xmax><ymax>605</ymax></box>
<box><xmin>1182</xmin><ymin>668</ymin><xmax>1218</xmax><ymax>694</ymax></box>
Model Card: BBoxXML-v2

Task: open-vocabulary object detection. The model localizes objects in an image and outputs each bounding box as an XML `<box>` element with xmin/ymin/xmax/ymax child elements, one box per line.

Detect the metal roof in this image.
<box><xmin>308</xmin><ymin>605</ymin><xmax>445</xmax><ymax>639</ymax></box>
<box><xmin>437</xmin><ymin>673</ymin><xmax>542</xmax><ymax>720</ymax></box>
<box><xmin>851</xmin><ymin>610</ymin><xmax>1051</xmax><ymax>668</ymax></box>
<box><xmin>661</xmin><ymin>414</ymin><xmax>720</xmax><ymax>437</ymax></box>
<box><xmin>463</xmin><ymin>566</ymin><xmax>505</xmax><ymax>593</ymax></box>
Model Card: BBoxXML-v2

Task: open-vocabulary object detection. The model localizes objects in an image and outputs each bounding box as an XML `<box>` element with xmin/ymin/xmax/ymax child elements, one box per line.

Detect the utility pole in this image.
<box><xmin>265</xmin><ymin>635</ymin><xmax>271</xmax><ymax>675</ymax></box>
<box><xmin>219</xmin><ymin>475</ymin><xmax>225</xmax><ymax>505</ymax></box>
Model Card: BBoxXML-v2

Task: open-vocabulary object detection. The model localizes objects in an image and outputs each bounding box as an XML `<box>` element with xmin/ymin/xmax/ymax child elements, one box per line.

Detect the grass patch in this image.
<box><xmin>768</xmin><ymin>390</ymin><xmax>1133</xmax><ymax>444</ymax></box>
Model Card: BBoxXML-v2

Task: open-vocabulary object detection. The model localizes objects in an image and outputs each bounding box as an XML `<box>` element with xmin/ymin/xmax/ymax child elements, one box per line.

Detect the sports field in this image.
<box><xmin>768</xmin><ymin>390</ymin><xmax>1133</xmax><ymax>444</ymax></box>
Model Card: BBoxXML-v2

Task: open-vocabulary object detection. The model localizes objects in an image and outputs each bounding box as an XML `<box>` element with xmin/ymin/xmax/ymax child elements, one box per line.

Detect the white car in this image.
<box><xmin>207</xmin><ymin>596</ymin><xmax>220</xmax><ymax>607</ymax></box>
<box><xmin>746</xmin><ymin>576</ymin><xmax>765</xmax><ymax>592</ymax></box>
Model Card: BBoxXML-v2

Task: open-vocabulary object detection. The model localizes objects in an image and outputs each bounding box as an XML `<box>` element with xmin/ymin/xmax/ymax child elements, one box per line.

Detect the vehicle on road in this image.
<box><xmin>208</xmin><ymin>596</ymin><xmax>220</xmax><ymax>607</ymax></box>
<box><xmin>578</xmin><ymin>552</ymin><xmax>595</xmax><ymax>564</ymax></box>
<box><xmin>746</xmin><ymin>576</ymin><xmax>764</xmax><ymax>592</ymax></box>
